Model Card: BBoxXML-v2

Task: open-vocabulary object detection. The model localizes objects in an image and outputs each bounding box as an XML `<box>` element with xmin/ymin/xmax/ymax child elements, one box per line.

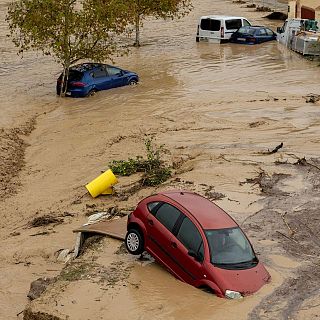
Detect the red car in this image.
<box><xmin>125</xmin><ymin>190</ymin><xmax>270</xmax><ymax>298</ymax></box>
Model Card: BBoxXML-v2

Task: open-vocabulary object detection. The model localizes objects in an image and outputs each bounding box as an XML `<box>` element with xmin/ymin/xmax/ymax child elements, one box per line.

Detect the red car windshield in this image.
<box><xmin>205</xmin><ymin>227</ymin><xmax>257</xmax><ymax>269</ymax></box>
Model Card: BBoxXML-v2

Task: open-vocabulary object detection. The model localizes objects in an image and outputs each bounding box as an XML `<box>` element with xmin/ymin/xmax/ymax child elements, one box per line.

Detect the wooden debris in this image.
<box><xmin>29</xmin><ymin>215</ymin><xmax>63</xmax><ymax>228</ymax></box>
<box><xmin>305</xmin><ymin>93</ymin><xmax>320</xmax><ymax>103</ymax></box>
<box><xmin>269</xmin><ymin>142</ymin><xmax>283</xmax><ymax>154</ymax></box>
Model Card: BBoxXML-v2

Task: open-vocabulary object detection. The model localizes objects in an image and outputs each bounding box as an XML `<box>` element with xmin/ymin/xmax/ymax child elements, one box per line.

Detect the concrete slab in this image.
<box><xmin>73</xmin><ymin>216</ymin><xmax>127</xmax><ymax>241</ymax></box>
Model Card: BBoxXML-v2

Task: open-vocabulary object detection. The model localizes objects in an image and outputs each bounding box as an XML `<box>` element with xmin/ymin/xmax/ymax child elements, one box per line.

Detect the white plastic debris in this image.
<box><xmin>83</xmin><ymin>212</ymin><xmax>109</xmax><ymax>226</ymax></box>
<box><xmin>73</xmin><ymin>232</ymin><xmax>85</xmax><ymax>259</ymax></box>
<box><xmin>56</xmin><ymin>249</ymin><xmax>71</xmax><ymax>262</ymax></box>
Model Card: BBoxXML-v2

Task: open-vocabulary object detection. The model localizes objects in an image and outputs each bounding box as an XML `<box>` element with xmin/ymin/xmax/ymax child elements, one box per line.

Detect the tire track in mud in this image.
<box><xmin>245</xmin><ymin>160</ymin><xmax>320</xmax><ymax>319</ymax></box>
<box><xmin>0</xmin><ymin>118</ymin><xmax>36</xmax><ymax>200</ymax></box>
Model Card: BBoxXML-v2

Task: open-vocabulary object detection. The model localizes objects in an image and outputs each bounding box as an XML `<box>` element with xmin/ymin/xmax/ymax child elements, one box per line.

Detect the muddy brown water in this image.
<box><xmin>1</xmin><ymin>0</ymin><xmax>320</xmax><ymax>319</ymax></box>
<box><xmin>0</xmin><ymin>0</ymin><xmax>318</xmax><ymax>129</ymax></box>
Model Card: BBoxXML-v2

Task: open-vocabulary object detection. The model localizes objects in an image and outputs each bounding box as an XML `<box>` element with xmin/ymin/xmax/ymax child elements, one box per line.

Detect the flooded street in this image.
<box><xmin>1</xmin><ymin>0</ymin><xmax>320</xmax><ymax>319</ymax></box>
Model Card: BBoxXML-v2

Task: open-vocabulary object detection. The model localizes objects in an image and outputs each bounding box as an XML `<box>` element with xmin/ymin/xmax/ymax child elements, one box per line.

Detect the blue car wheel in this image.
<box><xmin>128</xmin><ymin>78</ymin><xmax>138</xmax><ymax>85</ymax></box>
<box><xmin>86</xmin><ymin>88</ymin><xmax>97</xmax><ymax>97</ymax></box>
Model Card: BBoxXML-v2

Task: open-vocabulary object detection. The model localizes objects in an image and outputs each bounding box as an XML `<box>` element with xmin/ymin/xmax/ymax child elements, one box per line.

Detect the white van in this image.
<box><xmin>277</xmin><ymin>18</ymin><xmax>320</xmax><ymax>55</ymax></box>
<box><xmin>196</xmin><ymin>15</ymin><xmax>252</xmax><ymax>43</ymax></box>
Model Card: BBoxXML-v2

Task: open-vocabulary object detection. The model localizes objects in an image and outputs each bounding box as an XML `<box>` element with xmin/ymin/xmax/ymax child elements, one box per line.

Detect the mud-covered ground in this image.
<box><xmin>0</xmin><ymin>119</ymin><xmax>36</xmax><ymax>199</ymax></box>
<box><xmin>1</xmin><ymin>0</ymin><xmax>320</xmax><ymax>319</ymax></box>
<box><xmin>246</xmin><ymin>159</ymin><xmax>320</xmax><ymax>319</ymax></box>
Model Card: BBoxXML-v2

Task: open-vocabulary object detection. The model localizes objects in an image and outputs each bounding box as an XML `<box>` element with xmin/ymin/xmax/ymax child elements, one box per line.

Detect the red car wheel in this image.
<box><xmin>125</xmin><ymin>229</ymin><xmax>144</xmax><ymax>255</ymax></box>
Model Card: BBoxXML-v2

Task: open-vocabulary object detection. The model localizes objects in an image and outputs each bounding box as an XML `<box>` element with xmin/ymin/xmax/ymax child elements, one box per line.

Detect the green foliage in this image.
<box><xmin>110</xmin><ymin>137</ymin><xmax>171</xmax><ymax>186</ymax></box>
<box><xmin>110</xmin><ymin>157</ymin><xmax>144</xmax><ymax>176</ymax></box>
<box><xmin>127</xmin><ymin>0</ymin><xmax>193</xmax><ymax>20</ymax></box>
<box><xmin>6</xmin><ymin>0</ymin><xmax>132</xmax><ymax>95</ymax></box>
<box><xmin>126</xmin><ymin>0</ymin><xmax>193</xmax><ymax>46</ymax></box>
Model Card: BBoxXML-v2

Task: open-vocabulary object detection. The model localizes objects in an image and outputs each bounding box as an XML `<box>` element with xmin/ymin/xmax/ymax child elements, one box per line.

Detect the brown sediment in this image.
<box><xmin>23</xmin><ymin>308</ymin><xmax>63</xmax><ymax>320</ymax></box>
<box><xmin>0</xmin><ymin>118</ymin><xmax>36</xmax><ymax>200</ymax></box>
<box><xmin>28</xmin><ymin>215</ymin><xmax>64</xmax><ymax>228</ymax></box>
<box><xmin>246</xmin><ymin>160</ymin><xmax>320</xmax><ymax>319</ymax></box>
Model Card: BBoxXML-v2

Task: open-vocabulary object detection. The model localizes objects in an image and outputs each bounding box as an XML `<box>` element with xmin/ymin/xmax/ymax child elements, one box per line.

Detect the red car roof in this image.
<box><xmin>159</xmin><ymin>190</ymin><xmax>238</xmax><ymax>230</ymax></box>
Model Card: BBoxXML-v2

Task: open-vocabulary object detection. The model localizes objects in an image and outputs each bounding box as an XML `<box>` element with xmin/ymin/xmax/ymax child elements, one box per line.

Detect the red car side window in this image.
<box><xmin>154</xmin><ymin>203</ymin><xmax>182</xmax><ymax>233</ymax></box>
<box><xmin>176</xmin><ymin>217</ymin><xmax>203</xmax><ymax>255</ymax></box>
<box><xmin>147</xmin><ymin>202</ymin><xmax>161</xmax><ymax>214</ymax></box>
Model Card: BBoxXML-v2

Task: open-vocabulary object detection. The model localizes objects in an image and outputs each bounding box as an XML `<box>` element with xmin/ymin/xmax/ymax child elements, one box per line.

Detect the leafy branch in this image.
<box><xmin>110</xmin><ymin>137</ymin><xmax>171</xmax><ymax>186</ymax></box>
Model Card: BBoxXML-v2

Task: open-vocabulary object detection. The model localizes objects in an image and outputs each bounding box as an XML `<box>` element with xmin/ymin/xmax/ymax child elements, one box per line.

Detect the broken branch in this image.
<box><xmin>269</xmin><ymin>142</ymin><xmax>283</xmax><ymax>154</ymax></box>
<box><xmin>276</xmin><ymin>231</ymin><xmax>299</xmax><ymax>244</ymax></box>
<box><xmin>279</xmin><ymin>212</ymin><xmax>296</xmax><ymax>237</ymax></box>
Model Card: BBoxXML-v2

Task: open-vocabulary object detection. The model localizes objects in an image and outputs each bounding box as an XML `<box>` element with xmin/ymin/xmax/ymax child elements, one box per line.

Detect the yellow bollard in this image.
<box><xmin>85</xmin><ymin>169</ymin><xmax>118</xmax><ymax>198</ymax></box>
<box><xmin>101</xmin><ymin>186</ymin><xmax>114</xmax><ymax>195</ymax></box>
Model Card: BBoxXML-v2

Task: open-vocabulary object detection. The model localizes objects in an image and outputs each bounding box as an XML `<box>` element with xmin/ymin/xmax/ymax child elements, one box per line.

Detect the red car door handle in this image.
<box><xmin>147</xmin><ymin>219</ymin><xmax>154</xmax><ymax>226</ymax></box>
<box><xmin>171</xmin><ymin>241</ymin><xmax>177</xmax><ymax>248</ymax></box>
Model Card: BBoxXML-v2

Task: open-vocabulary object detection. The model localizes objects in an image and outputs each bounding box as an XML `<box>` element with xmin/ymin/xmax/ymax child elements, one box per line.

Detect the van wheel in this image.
<box><xmin>196</xmin><ymin>37</ymin><xmax>200</xmax><ymax>42</ymax></box>
<box><xmin>125</xmin><ymin>229</ymin><xmax>144</xmax><ymax>255</ymax></box>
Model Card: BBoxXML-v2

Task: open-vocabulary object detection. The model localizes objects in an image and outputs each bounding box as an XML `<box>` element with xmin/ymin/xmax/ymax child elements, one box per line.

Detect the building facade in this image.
<box><xmin>288</xmin><ymin>0</ymin><xmax>320</xmax><ymax>20</ymax></box>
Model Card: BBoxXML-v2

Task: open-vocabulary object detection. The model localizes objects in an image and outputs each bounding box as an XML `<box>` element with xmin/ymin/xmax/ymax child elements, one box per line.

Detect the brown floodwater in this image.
<box><xmin>0</xmin><ymin>0</ymin><xmax>319</xmax><ymax>129</ymax></box>
<box><xmin>1</xmin><ymin>0</ymin><xmax>320</xmax><ymax>319</ymax></box>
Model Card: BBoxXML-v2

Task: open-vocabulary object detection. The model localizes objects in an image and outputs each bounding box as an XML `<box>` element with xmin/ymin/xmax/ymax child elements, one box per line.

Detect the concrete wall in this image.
<box><xmin>288</xmin><ymin>1</ymin><xmax>296</xmax><ymax>18</ymax></box>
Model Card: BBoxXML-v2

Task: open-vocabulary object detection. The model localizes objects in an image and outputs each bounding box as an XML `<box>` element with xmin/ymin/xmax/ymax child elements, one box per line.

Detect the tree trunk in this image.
<box><xmin>60</xmin><ymin>63</ymin><xmax>70</xmax><ymax>97</ymax></box>
<box><xmin>134</xmin><ymin>14</ymin><xmax>140</xmax><ymax>47</ymax></box>
<box><xmin>60</xmin><ymin>68</ymin><xmax>66</xmax><ymax>97</ymax></box>
<box><xmin>60</xmin><ymin>1</ymin><xmax>71</xmax><ymax>97</ymax></box>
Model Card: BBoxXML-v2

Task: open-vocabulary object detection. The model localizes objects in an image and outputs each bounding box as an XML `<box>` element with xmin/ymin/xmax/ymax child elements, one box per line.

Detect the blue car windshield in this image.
<box><xmin>205</xmin><ymin>227</ymin><xmax>256</xmax><ymax>266</ymax></box>
<box><xmin>238</xmin><ymin>27</ymin><xmax>256</xmax><ymax>35</ymax></box>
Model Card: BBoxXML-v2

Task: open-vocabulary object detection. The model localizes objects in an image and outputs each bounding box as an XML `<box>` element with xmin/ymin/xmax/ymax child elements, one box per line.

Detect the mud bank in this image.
<box><xmin>245</xmin><ymin>159</ymin><xmax>320</xmax><ymax>319</ymax></box>
<box><xmin>23</xmin><ymin>309</ymin><xmax>62</xmax><ymax>320</ymax></box>
<box><xmin>0</xmin><ymin>118</ymin><xmax>36</xmax><ymax>199</ymax></box>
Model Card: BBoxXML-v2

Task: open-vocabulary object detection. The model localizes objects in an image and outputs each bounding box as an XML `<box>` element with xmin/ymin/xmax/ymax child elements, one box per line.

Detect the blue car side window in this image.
<box><xmin>266</xmin><ymin>28</ymin><xmax>275</xmax><ymax>36</ymax></box>
<box><xmin>258</xmin><ymin>29</ymin><xmax>267</xmax><ymax>36</ymax></box>
<box><xmin>93</xmin><ymin>68</ymin><xmax>107</xmax><ymax>78</ymax></box>
<box><xmin>107</xmin><ymin>66</ymin><xmax>122</xmax><ymax>76</ymax></box>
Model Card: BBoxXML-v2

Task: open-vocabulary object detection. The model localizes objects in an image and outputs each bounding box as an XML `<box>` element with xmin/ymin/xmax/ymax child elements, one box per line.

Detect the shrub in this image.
<box><xmin>110</xmin><ymin>137</ymin><xmax>171</xmax><ymax>186</ymax></box>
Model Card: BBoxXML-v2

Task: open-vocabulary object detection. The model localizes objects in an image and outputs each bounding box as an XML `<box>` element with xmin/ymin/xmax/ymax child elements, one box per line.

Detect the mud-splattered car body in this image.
<box><xmin>125</xmin><ymin>190</ymin><xmax>271</xmax><ymax>298</ymax></box>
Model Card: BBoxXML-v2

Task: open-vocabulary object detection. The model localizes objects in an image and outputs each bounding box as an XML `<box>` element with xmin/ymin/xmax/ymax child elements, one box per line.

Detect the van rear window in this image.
<box><xmin>225</xmin><ymin>19</ymin><xmax>242</xmax><ymax>30</ymax></box>
<box><xmin>200</xmin><ymin>19</ymin><xmax>221</xmax><ymax>31</ymax></box>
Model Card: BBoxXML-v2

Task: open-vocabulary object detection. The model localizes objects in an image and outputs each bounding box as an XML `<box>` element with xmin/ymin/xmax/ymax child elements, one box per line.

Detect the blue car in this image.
<box><xmin>230</xmin><ymin>26</ymin><xmax>276</xmax><ymax>44</ymax></box>
<box><xmin>56</xmin><ymin>63</ymin><xmax>139</xmax><ymax>97</ymax></box>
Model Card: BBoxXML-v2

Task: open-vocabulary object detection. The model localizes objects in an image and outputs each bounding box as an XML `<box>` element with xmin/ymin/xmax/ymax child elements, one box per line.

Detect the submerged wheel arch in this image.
<box><xmin>198</xmin><ymin>280</ymin><xmax>223</xmax><ymax>297</ymax></box>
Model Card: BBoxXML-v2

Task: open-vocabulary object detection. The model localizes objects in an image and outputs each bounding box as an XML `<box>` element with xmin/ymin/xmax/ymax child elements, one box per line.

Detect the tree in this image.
<box><xmin>6</xmin><ymin>0</ymin><xmax>132</xmax><ymax>96</ymax></box>
<box><xmin>127</xmin><ymin>0</ymin><xmax>193</xmax><ymax>47</ymax></box>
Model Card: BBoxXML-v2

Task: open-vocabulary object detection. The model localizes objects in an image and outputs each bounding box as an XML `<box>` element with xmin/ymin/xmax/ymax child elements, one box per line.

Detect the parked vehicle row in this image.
<box><xmin>195</xmin><ymin>15</ymin><xmax>320</xmax><ymax>56</ymax></box>
<box><xmin>196</xmin><ymin>15</ymin><xmax>252</xmax><ymax>43</ymax></box>
<box><xmin>196</xmin><ymin>15</ymin><xmax>277</xmax><ymax>45</ymax></box>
